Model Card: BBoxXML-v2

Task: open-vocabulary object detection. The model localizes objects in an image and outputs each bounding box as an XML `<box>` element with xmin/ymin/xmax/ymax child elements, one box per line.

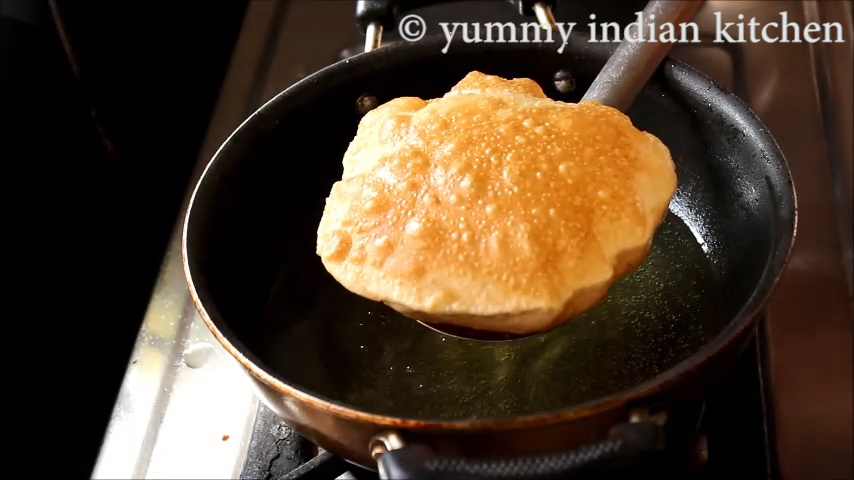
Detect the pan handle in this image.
<box><xmin>356</xmin><ymin>0</ymin><xmax>558</xmax><ymax>52</ymax></box>
<box><xmin>371</xmin><ymin>413</ymin><xmax>666</xmax><ymax>480</ymax></box>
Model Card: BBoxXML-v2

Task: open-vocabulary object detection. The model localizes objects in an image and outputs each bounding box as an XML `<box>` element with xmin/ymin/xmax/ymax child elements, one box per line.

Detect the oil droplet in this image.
<box><xmin>502</xmin><ymin>168</ymin><xmax>513</xmax><ymax>182</ymax></box>
<box><xmin>183</xmin><ymin>343</ymin><xmax>213</xmax><ymax>369</ymax></box>
<box><xmin>405</xmin><ymin>220</ymin><xmax>423</xmax><ymax>236</ymax></box>
<box><xmin>363</xmin><ymin>198</ymin><xmax>379</xmax><ymax>212</ymax></box>
<box><xmin>374</xmin><ymin>236</ymin><xmax>390</xmax><ymax>248</ymax></box>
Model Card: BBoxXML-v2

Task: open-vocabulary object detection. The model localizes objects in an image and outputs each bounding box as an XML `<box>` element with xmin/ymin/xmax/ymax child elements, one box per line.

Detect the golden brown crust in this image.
<box><xmin>316</xmin><ymin>71</ymin><xmax>677</xmax><ymax>335</ymax></box>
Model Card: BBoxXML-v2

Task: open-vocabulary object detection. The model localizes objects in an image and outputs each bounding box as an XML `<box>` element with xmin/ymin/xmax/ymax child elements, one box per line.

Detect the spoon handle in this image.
<box><xmin>582</xmin><ymin>0</ymin><xmax>704</xmax><ymax>112</ymax></box>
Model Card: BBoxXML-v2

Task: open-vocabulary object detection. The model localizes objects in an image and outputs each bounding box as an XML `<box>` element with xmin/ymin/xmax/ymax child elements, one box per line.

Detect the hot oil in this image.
<box><xmin>263</xmin><ymin>211</ymin><xmax>727</xmax><ymax>421</ymax></box>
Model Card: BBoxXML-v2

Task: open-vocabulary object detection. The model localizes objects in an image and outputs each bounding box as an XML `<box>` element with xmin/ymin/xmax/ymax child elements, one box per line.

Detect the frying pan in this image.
<box><xmin>182</xmin><ymin>1</ymin><xmax>796</xmax><ymax>477</ymax></box>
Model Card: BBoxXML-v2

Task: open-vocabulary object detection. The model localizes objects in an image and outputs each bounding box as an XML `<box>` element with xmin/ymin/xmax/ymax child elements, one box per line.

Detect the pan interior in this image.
<box><xmin>264</xmin><ymin>211</ymin><xmax>724</xmax><ymax>420</ymax></box>
<box><xmin>185</xmin><ymin>40</ymin><xmax>791</xmax><ymax>421</ymax></box>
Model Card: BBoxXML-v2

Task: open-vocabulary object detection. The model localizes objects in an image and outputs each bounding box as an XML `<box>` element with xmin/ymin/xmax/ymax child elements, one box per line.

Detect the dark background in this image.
<box><xmin>3</xmin><ymin>0</ymin><xmax>247</xmax><ymax>476</ymax></box>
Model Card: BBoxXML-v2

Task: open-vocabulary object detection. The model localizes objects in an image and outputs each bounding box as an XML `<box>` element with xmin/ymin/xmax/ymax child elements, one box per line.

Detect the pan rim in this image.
<box><xmin>181</xmin><ymin>34</ymin><xmax>798</xmax><ymax>430</ymax></box>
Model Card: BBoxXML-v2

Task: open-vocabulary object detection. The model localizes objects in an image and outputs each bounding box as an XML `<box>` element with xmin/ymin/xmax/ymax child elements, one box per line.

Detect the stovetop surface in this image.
<box><xmin>91</xmin><ymin>1</ymin><xmax>852</xmax><ymax>479</ymax></box>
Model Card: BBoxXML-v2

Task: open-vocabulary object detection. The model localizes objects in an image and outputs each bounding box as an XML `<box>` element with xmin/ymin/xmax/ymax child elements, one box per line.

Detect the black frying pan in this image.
<box><xmin>182</xmin><ymin>10</ymin><xmax>796</xmax><ymax>479</ymax></box>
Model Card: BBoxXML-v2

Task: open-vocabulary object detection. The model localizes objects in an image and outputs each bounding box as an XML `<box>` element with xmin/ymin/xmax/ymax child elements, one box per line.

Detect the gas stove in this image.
<box><xmin>92</xmin><ymin>1</ymin><xmax>852</xmax><ymax>479</ymax></box>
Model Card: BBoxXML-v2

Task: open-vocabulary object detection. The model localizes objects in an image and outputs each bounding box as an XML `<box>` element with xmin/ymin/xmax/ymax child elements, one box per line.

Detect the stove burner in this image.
<box><xmin>241</xmin><ymin>404</ymin><xmax>376</xmax><ymax>479</ymax></box>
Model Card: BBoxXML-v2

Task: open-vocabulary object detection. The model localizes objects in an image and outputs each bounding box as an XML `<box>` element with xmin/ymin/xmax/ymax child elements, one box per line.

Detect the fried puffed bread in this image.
<box><xmin>316</xmin><ymin>71</ymin><xmax>677</xmax><ymax>335</ymax></box>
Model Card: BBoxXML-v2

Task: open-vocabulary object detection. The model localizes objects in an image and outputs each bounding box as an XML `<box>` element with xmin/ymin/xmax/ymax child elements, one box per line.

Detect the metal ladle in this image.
<box><xmin>582</xmin><ymin>0</ymin><xmax>705</xmax><ymax>110</ymax></box>
<box><xmin>421</xmin><ymin>0</ymin><xmax>705</xmax><ymax>342</ymax></box>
